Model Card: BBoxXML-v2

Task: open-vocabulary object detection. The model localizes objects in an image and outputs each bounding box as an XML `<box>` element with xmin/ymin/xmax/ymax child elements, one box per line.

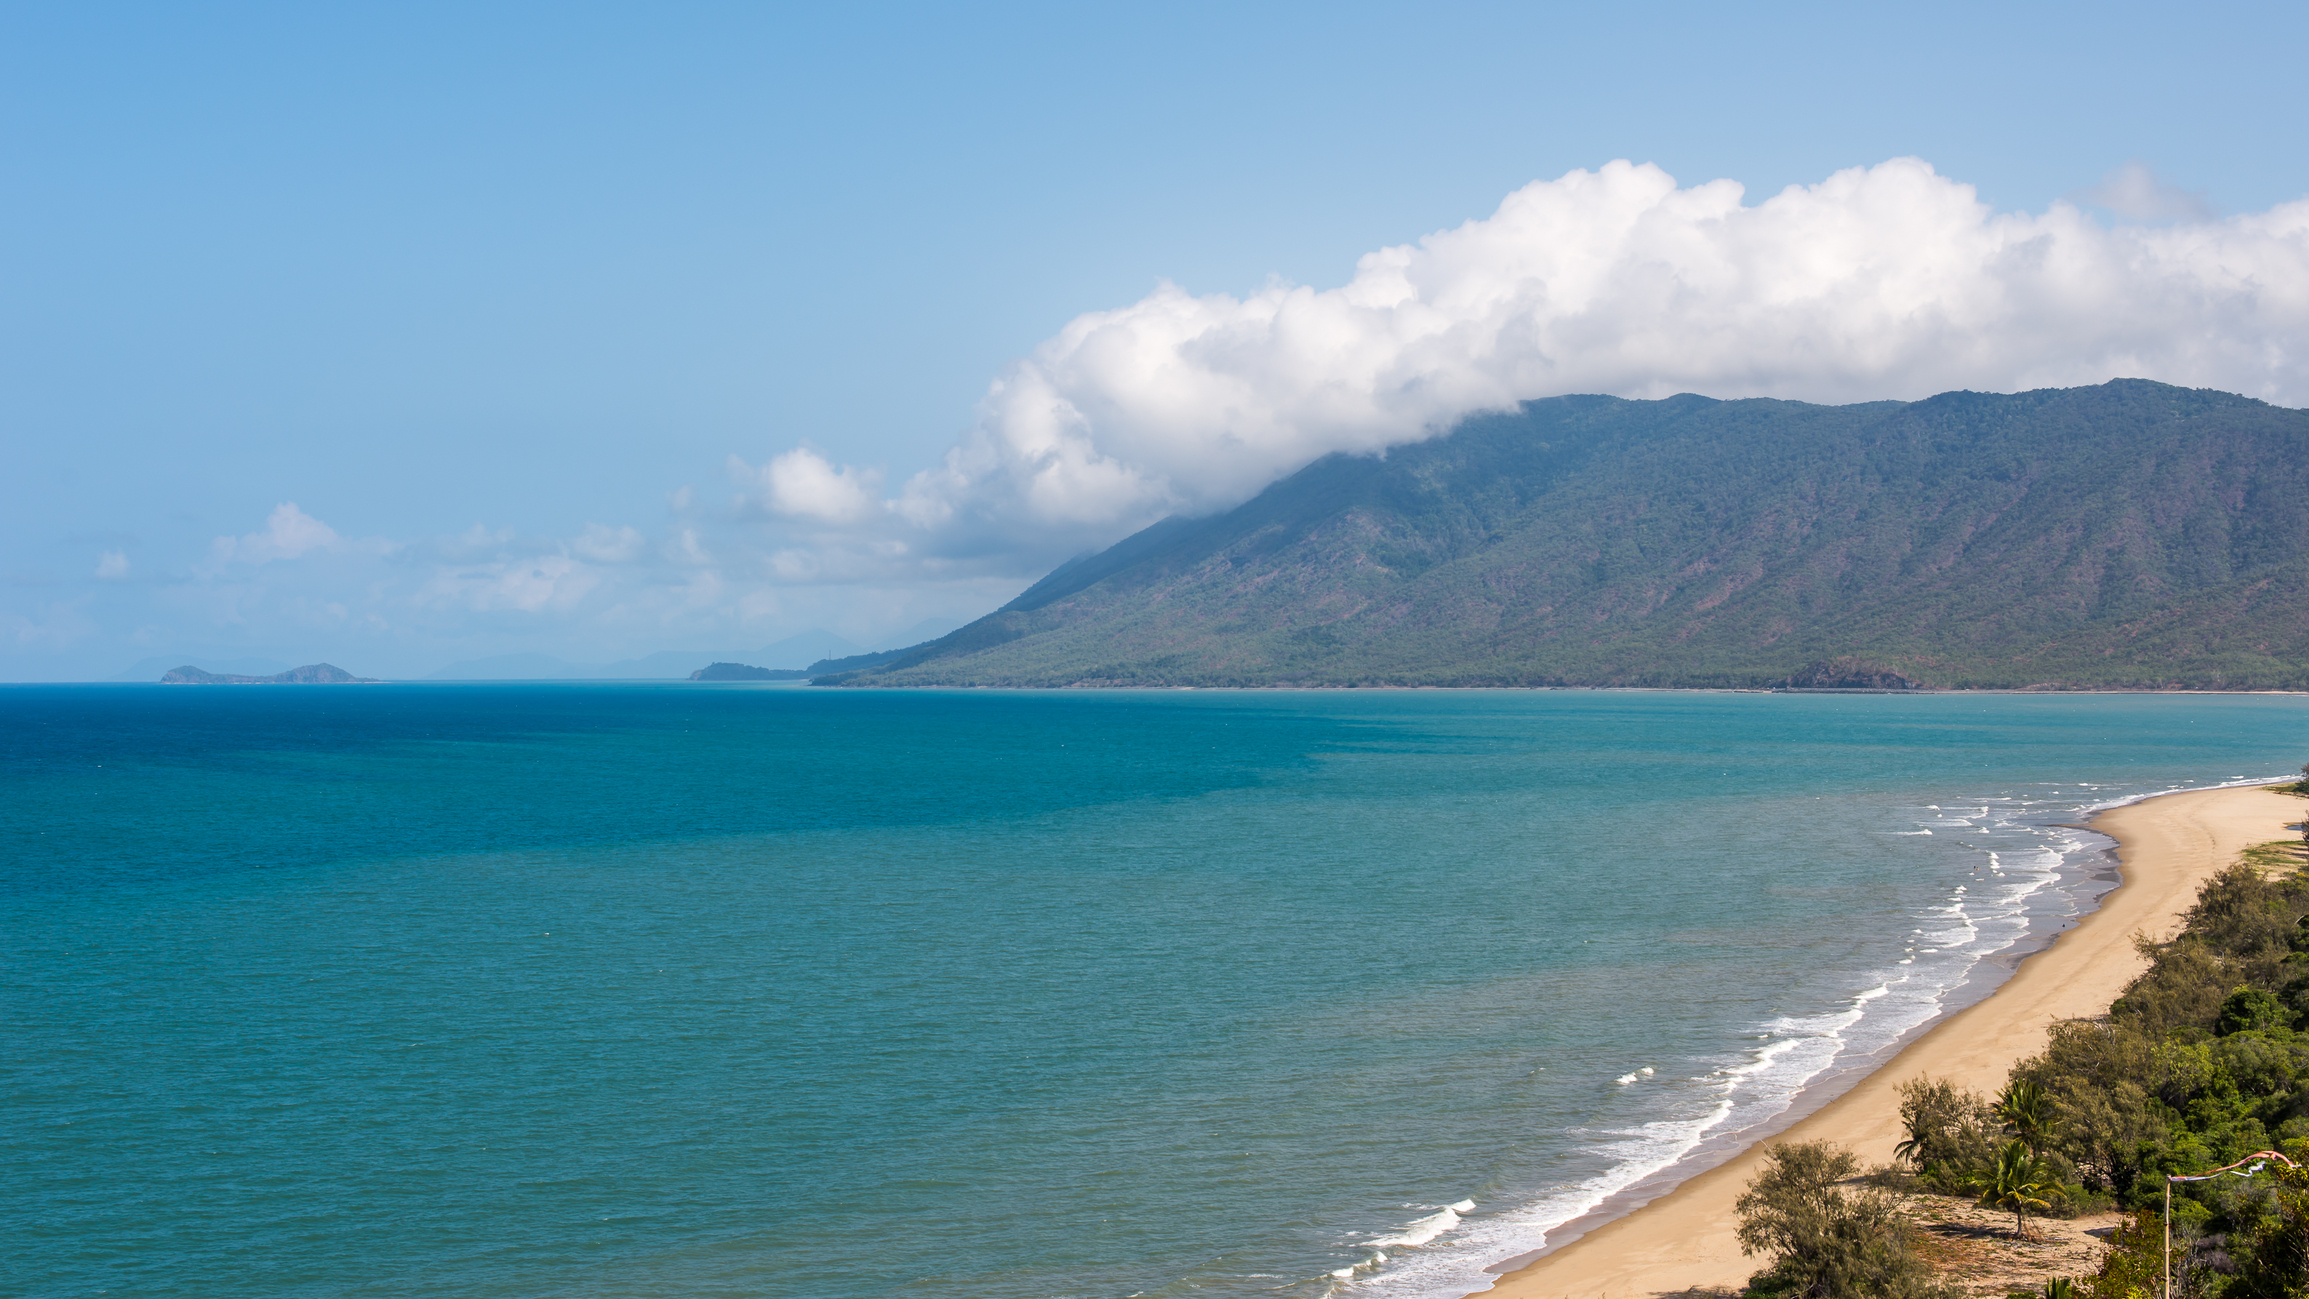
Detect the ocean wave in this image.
<box><xmin>1336</xmin><ymin>775</ymin><xmax>2283</xmax><ymax>1299</ymax></box>
<box><xmin>1371</xmin><ymin>1206</ymin><xmax>1462</xmax><ymax>1248</ymax></box>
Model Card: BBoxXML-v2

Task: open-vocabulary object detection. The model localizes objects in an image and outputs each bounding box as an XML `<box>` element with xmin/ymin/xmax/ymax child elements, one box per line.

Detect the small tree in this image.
<box><xmin>1894</xmin><ymin>1077</ymin><xmax>2000</xmax><ymax>1189</ymax></box>
<box><xmin>1735</xmin><ymin>1141</ymin><xmax>1950</xmax><ymax>1299</ymax></box>
<box><xmin>1964</xmin><ymin>1139</ymin><xmax>2054</xmax><ymax>1239</ymax></box>
<box><xmin>1991</xmin><ymin>1079</ymin><xmax>2056</xmax><ymax>1155</ymax></box>
<box><xmin>2217</xmin><ymin>984</ymin><xmax>2289</xmax><ymax>1035</ymax></box>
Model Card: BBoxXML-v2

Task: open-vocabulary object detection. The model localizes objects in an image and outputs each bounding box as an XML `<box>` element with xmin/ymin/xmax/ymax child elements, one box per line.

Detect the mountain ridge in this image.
<box><xmin>825</xmin><ymin>380</ymin><xmax>2309</xmax><ymax>690</ymax></box>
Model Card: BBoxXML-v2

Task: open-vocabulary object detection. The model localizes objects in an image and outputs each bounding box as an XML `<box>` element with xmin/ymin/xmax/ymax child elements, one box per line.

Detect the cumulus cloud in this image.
<box><xmin>94</xmin><ymin>550</ymin><xmax>128</xmax><ymax>579</ymax></box>
<box><xmin>744</xmin><ymin>157</ymin><xmax>2309</xmax><ymax>574</ymax></box>
<box><xmin>2079</xmin><ymin>161</ymin><xmax>2216</xmax><ymax>222</ymax></box>
<box><xmin>208</xmin><ymin>503</ymin><xmax>344</xmax><ymax>567</ymax></box>
<box><xmin>730</xmin><ymin>448</ymin><xmax>887</xmax><ymax>525</ymax></box>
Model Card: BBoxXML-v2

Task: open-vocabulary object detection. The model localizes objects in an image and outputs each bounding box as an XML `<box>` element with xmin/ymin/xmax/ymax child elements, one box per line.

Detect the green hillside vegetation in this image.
<box><xmin>827</xmin><ymin>380</ymin><xmax>2309</xmax><ymax>689</ymax></box>
<box><xmin>687</xmin><ymin>662</ymin><xmax>807</xmax><ymax>681</ymax></box>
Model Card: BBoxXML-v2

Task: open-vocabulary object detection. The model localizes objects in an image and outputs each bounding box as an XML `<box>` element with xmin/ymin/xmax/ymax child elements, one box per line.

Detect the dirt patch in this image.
<box><xmin>1904</xmin><ymin>1192</ymin><xmax>2121</xmax><ymax>1296</ymax></box>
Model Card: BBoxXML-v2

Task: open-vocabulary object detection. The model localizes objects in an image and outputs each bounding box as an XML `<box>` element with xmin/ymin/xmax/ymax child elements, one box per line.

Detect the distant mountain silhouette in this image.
<box><xmin>162</xmin><ymin>662</ymin><xmax>376</xmax><ymax>684</ymax></box>
<box><xmin>688</xmin><ymin>662</ymin><xmax>807</xmax><ymax>681</ymax></box>
<box><xmin>426</xmin><ymin>629</ymin><xmax>876</xmax><ymax>680</ymax></box>
<box><xmin>110</xmin><ymin>655</ymin><xmax>292</xmax><ymax>682</ymax></box>
<box><xmin>820</xmin><ymin>380</ymin><xmax>2309</xmax><ymax>690</ymax></box>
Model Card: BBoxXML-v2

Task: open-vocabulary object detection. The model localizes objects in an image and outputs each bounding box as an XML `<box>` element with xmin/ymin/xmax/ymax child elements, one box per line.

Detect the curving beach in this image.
<box><xmin>1475</xmin><ymin>781</ymin><xmax>2306</xmax><ymax>1298</ymax></box>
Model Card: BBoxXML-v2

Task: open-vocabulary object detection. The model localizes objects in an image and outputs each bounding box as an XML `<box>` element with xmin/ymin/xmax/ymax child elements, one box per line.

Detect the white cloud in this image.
<box><xmin>94</xmin><ymin>550</ymin><xmax>129</xmax><ymax>579</ymax></box>
<box><xmin>739</xmin><ymin>157</ymin><xmax>2309</xmax><ymax>573</ymax></box>
<box><xmin>730</xmin><ymin>448</ymin><xmax>886</xmax><ymax>525</ymax></box>
<box><xmin>2079</xmin><ymin>161</ymin><xmax>2216</xmax><ymax>222</ymax></box>
<box><xmin>207</xmin><ymin>502</ymin><xmax>344</xmax><ymax>568</ymax></box>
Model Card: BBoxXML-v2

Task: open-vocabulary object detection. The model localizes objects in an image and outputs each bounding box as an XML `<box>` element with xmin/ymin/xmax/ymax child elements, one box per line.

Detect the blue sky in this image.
<box><xmin>7</xmin><ymin>1</ymin><xmax>2308</xmax><ymax>679</ymax></box>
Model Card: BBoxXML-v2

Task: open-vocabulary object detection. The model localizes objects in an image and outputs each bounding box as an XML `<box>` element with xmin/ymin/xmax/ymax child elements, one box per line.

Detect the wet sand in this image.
<box><xmin>1476</xmin><ymin>783</ymin><xmax>2305</xmax><ymax>1298</ymax></box>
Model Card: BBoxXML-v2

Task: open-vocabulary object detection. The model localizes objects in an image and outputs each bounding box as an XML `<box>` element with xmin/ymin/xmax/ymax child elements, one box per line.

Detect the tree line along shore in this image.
<box><xmin>1727</xmin><ymin>772</ymin><xmax>2309</xmax><ymax>1299</ymax></box>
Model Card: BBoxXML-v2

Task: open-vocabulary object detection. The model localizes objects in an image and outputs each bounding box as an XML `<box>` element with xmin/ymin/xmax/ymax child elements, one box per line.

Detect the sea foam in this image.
<box><xmin>1335</xmin><ymin>777</ymin><xmax>2213</xmax><ymax>1299</ymax></box>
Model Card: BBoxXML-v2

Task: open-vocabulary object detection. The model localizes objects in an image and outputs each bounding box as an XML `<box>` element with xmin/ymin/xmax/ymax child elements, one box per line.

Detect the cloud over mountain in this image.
<box><xmin>30</xmin><ymin>159</ymin><xmax>2309</xmax><ymax>678</ymax></box>
<box><xmin>774</xmin><ymin>158</ymin><xmax>2309</xmax><ymax>572</ymax></box>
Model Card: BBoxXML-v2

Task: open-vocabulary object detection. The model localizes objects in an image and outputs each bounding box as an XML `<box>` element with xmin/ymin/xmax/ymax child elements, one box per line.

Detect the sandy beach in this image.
<box><xmin>1476</xmin><ymin>781</ymin><xmax>2306</xmax><ymax>1299</ymax></box>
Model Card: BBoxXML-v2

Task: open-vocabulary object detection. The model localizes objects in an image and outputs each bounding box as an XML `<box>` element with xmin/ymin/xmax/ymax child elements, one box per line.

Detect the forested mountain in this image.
<box><xmin>827</xmin><ymin>380</ymin><xmax>2309</xmax><ymax>689</ymax></box>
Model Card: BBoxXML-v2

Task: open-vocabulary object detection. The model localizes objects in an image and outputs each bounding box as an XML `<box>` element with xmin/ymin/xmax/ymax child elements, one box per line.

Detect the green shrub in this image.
<box><xmin>2218</xmin><ymin>987</ymin><xmax>2290</xmax><ymax>1036</ymax></box>
<box><xmin>1735</xmin><ymin>1141</ymin><xmax>1953</xmax><ymax>1299</ymax></box>
<box><xmin>2080</xmin><ymin>1212</ymin><xmax>2162</xmax><ymax>1299</ymax></box>
<box><xmin>1894</xmin><ymin>1078</ymin><xmax>2002</xmax><ymax>1191</ymax></box>
<box><xmin>2228</xmin><ymin>1147</ymin><xmax>2309</xmax><ymax>1298</ymax></box>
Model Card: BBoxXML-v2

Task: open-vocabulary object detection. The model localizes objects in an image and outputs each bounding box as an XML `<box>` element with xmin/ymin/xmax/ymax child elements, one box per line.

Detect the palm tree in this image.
<box><xmin>1992</xmin><ymin>1079</ymin><xmax>2055</xmax><ymax>1155</ymax></box>
<box><xmin>1965</xmin><ymin>1138</ymin><xmax>2055</xmax><ymax>1239</ymax></box>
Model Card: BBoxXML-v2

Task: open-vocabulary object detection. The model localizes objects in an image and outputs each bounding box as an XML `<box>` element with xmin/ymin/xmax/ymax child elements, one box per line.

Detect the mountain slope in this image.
<box><xmin>834</xmin><ymin>381</ymin><xmax>2309</xmax><ymax>689</ymax></box>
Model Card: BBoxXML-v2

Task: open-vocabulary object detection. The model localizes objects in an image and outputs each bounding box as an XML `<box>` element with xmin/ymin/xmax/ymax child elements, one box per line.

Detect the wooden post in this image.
<box><xmin>2165</xmin><ymin>1178</ymin><xmax>2173</xmax><ymax>1299</ymax></box>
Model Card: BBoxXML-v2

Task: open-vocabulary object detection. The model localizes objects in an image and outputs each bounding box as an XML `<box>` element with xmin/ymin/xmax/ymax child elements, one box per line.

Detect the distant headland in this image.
<box><xmin>160</xmin><ymin>663</ymin><xmax>377</xmax><ymax>684</ymax></box>
<box><xmin>688</xmin><ymin>662</ymin><xmax>807</xmax><ymax>681</ymax></box>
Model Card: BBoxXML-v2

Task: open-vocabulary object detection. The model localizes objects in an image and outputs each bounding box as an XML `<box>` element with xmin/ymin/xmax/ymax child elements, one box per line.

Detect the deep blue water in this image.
<box><xmin>5</xmin><ymin>685</ymin><xmax>2306</xmax><ymax>1298</ymax></box>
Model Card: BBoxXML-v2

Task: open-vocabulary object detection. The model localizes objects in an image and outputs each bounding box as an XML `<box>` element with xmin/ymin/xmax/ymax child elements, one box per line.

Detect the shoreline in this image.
<box><xmin>1469</xmin><ymin>780</ymin><xmax>2305</xmax><ymax>1298</ymax></box>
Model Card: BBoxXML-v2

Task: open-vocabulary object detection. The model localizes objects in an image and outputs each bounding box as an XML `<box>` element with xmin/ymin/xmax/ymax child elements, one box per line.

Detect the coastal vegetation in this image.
<box><xmin>687</xmin><ymin>662</ymin><xmax>806</xmax><ymax>681</ymax></box>
<box><xmin>1738</xmin><ymin>796</ymin><xmax>2309</xmax><ymax>1299</ymax></box>
<box><xmin>822</xmin><ymin>380</ymin><xmax>2309</xmax><ymax>690</ymax></box>
<box><xmin>1736</xmin><ymin>1141</ymin><xmax>1954</xmax><ymax>1299</ymax></box>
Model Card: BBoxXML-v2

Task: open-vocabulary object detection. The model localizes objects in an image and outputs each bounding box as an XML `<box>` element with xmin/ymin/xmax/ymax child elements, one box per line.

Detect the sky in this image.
<box><xmin>6</xmin><ymin>1</ymin><xmax>2308</xmax><ymax>680</ymax></box>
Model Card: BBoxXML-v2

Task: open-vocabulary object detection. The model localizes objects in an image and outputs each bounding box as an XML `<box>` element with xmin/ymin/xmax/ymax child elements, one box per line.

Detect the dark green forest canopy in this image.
<box><xmin>833</xmin><ymin>380</ymin><xmax>2309</xmax><ymax>689</ymax></box>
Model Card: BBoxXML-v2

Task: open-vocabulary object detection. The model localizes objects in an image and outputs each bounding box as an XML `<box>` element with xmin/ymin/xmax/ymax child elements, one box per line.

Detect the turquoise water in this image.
<box><xmin>6</xmin><ymin>686</ymin><xmax>2306</xmax><ymax>1298</ymax></box>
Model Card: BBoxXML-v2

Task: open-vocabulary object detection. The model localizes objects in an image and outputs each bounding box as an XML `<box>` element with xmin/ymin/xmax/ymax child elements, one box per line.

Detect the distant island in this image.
<box><xmin>819</xmin><ymin>379</ymin><xmax>2309</xmax><ymax>690</ymax></box>
<box><xmin>161</xmin><ymin>663</ymin><xmax>377</xmax><ymax>684</ymax></box>
<box><xmin>688</xmin><ymin>662</ymin><xmax>807</xmax><ymax>681</ymax></box>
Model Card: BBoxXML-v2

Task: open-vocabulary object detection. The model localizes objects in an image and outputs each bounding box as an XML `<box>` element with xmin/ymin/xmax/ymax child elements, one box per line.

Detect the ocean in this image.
<box><xmin>6</xmin><ymin>685</ymin><xmax>2307</xmax><ymax>1298</ymax></box>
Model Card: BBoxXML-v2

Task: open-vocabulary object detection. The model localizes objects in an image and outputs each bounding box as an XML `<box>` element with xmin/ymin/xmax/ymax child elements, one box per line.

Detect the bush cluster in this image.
<box><xmin>1737</xmin><ymin>800</ymin><xmax>2309</xmax><ymax>1299</ymax></box>
<box><xmin>1933</xmin><ymin>852</ymin><xmax>2309</xmax><ymax>1298</ymax></box>
<box><xmin>1735</xmin><ymin>1142</ymin><xmax>1953</xmax><ymax>1299</ymax></box>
